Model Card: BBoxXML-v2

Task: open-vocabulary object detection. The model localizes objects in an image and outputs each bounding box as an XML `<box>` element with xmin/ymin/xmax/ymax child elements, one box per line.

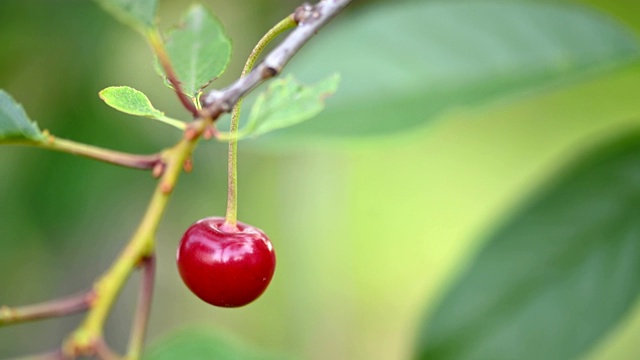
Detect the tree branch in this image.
<box><xmin>29</xmin><ymin>135</ymin><xmax>163</xmax><ymax>171</ymax></box>
<box><xmin>126</xmin><ymin>255</ymin><xmax>156</xmax><ymax>359</ymax></box>
<box><xmin>200</xmin><ymin>0</ymin><xmax>351</xmax><ymax>118</ymax></box>
<box><xmin>4</xmin><ymin>348</ymin><xmax>65</xmax><ymax>360</ymax></box>
<box><xmin>147</xmin><ymin>29</ymin><xmax>200</xmax><ymax>117</ymax></box>
<box><xmin>0</xmin><ymin>291</ymin><xmax>93</xmax><ymax>326</ymax></box>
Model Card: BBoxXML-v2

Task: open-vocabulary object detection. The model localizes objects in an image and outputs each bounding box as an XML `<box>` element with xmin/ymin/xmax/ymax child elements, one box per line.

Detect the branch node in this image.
<box><xmin>152</xmin><ymin>162</ymin><xmax>165</xmax><ymax>178</ymax></box>
<box><xmin>219</xmin><ymin>99</ymin><xmax>233</xmax><ymax>113</ymax></box>
<box><xmin>85</xmin><ymin>290</ymin><xmax>98</xmax><ymax>307</ymax></box>
<box><xmin>201</xmin><ymin>90</ymin><xmax>224</xmax><ymax>109</ymax></box>
<box><xmin>184</xmin><ymin>126</ymin><xmax>198</xmax><ymax>141</ymax></box>
<box><xmin>160</xmin><ymin>182</ymin><xmax>174</xmax><ymax>195</ymax></box>
<box><xmin>203</xmin><ymin>125</ymin><xmax>217</xmax><ymax>140</ymax></box>
<box><xmin>42</xmin><ymin>129</ymin><xmax>56</xmax><ymax>144</ymax></box>
<box><xmin>0</xmin><ymin>305</ymin><xmax>17</xmax><ymax>322</ymax></box>
<box><xmin>294</xmin><ymin>3</ymin><xmax>315</xmax><ymax>24</ymax></box>
<box><xmin>262</xmin><ymin>66</ymin><xmax>279</xmax><ymax>79</ymax></box>
<box><xmin>63</xmin><ymin>334</ymin><xmax>99</xmax><ymax>358</ymax></box>
<box><xmin>183</xmin><ymin>157</ymin><xmax>193</xmax><ymax>173</ymax></box>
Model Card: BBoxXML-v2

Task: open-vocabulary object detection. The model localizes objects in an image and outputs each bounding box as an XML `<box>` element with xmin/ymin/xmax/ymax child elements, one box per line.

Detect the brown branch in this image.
<box><xmin>42</xmin><ymin>137</ymin><xmax>163</xmax><ymax>171</ymax></box>
<box><xmin>126</xmin><ymin>255</ymin><xmax>156</xmax><ymax>358</ymax></box>
<box><xmin>4</xmin><ymin>348</ymin><xmax>65</xmax><ymax>360</ymax></box>
<box><xmin>8</xmin><ymin>136</ymin><xmax>164</xmax><ymax>171</ymax></box>
<box><xmin>95</xmin><ymin>338</ymin><xmax>123</xmax><ymax>360</ymax></box>
<box><xmin>0</xmin><ymin>291</ymin><xmax>93</xmax><ymax>326</ymax></box>
<box><xmin>148</xmin><ymin>29</ymin><xmax>200</xmax><ymax>117</ymax></box>
<box><xmin>200</xmin><ymin>0</ymin><xmax>352</xmax><ymax>119</ymax></box>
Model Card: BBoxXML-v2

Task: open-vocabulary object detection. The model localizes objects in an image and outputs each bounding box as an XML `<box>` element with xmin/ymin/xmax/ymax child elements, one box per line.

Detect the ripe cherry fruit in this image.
<box><xmin>176</xmin><ymin>217</ymin><xmax>276</xmax><ymax>307</ymax></box>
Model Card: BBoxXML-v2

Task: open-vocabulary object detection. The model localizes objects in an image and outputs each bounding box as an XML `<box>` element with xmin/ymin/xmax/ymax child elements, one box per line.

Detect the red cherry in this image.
<box><xmin>176</xmin><ymin>217</ymin><xmax>276</xmax><ymax>307</ymax></box>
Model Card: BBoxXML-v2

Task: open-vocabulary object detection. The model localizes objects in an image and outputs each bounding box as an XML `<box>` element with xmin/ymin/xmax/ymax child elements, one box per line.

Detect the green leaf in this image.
<box><xmin>157</xmin><ymin>4</ymin><xmax>232</xmax><ymax>99</ymax></box>
<box><xmin>99</xmin><ymin>86</ymin><xmax>185</xmax><ymax>129</ymax></box>
<box><xmin>0</xmin><ymin>89</ymin><xmax>44</xmax><ymax>144</ymax></box>
<box><xmin>414</xmin><ymin>132</ymin><xmax>640</xmax><ymax>360</ymax></box>
<box><xmin>242</xmin><ymin>74</ymin><xmax>340</xmax><ymax>138</ymax></box>
<box><xmin>143</xmin><ymin>329</ymin><xmax>282</xmax><ymax>360</ymax></box>
<box><xmin>275</xmin><ymin>1</ymin><xmax>640</xmax><ymax>140</ymax></box>
<box><xmin>94</xmin><ymin>0</ymin><xmax>157</xmax><ymax>33</ymax></box>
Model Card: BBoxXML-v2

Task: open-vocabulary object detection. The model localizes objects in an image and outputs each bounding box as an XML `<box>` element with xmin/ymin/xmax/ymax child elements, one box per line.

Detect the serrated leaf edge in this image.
<box><xmin>243</xmin><ymin>73</ymin><xmax>341</xmax><ymax>138</ymax></box>
<box><xmin>156</xmin><ymin>3</ymin><xmax>232</xmax><ymax>98</ymax></box>
<box><xmin>0</xmin><ymin>89</ymin><xmax>45</xmax><ymax>143</ymax></box>
<box><xmin>94</xmin><ymin>0</ymin><xmax>157</xmax><ymax>34</ymax></box>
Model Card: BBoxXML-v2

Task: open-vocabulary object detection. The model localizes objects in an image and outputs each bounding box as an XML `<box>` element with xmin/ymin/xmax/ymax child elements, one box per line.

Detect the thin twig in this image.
<box><xmin>126</xmin><ymin>255</ymin><xmax>156</xmax><ymax>359</ymax></box>
<box><xmin>95</xmin><ymin>338</ymin><xmax>123</xmax><ymax>360</ymax></box>
<box><xmin>148</xmin><ymin>29</ymin><xmax>200</xmax><ymax>117</ymax></box>
<box><xmin>4</xmin><ymin>348</ymin><xmax>64</xmax><ymax>360</ymax></box>
<box><xmin>8</xmin><ymin>136</ymin><xmax>163</xmax><ymax>171</ymax></box>
<box><xmin>0</xmin><ymin>291</ymin><xmax>93</xmax><ymax>326</ymax></box>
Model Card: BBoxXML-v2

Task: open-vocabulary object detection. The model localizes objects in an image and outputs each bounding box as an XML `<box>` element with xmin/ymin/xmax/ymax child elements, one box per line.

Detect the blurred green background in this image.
<box><xmin>2</xmin><ymin>0</ymin><xmax>640</xmax><ymax>359</ymax></box>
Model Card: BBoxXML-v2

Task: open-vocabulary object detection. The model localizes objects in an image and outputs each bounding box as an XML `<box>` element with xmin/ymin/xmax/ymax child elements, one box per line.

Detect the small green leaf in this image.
<box><xmin>94</xmin><ymin>0</ymin><xmax>157</xmax><ymax>33</ymax></box>
<box><xmin>99</xmin><ymin>86</ymin><xmax>185</xmax><ymax>130</ymax></box>
<box><xmin>243</xmin><ymin>74</ymin><xmax>340</xmax><ymax>138</ymax></box>
<box><xmin>0</xmin><ymin>90</ymin><xmax>44</xmax><ymax>144</ymax></box>
<box><xmin>157</xmin><ymin>4</ymin><xmax>232</xmax><ymax>99</ymax></box>
<box><xmin>99</xmin><ymin>86</ymin><xmax>163</xmax><ymax>117</ymax></box>
<box><xmin>414</xmin><ymin>132</ymin><xmax>640</xmax><ymax>359</ymax></box>
<box><xmin>143</xmin><ymin>329</ymin><xmax>282</xmax><ymax>360</ymax></box>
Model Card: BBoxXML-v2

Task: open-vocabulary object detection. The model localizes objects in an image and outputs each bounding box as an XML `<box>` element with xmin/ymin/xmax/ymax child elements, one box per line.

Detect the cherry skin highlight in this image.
<box><xmin>176</xmin><ymin>217</ymin><xmax>276</xmax><ymax>307</ymax></box>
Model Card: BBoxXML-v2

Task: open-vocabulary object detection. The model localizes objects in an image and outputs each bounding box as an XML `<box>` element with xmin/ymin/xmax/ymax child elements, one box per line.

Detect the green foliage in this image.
<box><xmin>414</xmin><ymin>132</ymin><xmax>640</xmax><ymax>360</ymax></box>
<box><xmin>281</xmin><ymin>1</ymin><xmax>640</xmax><ymax>139</ymax></box>
<box><xmin>94</xmin><ymin>0</ymin><xmax>157</xmax><ymax>34</ymax></box>
<box><xmin>243</xmin><ymin>74</ymin><xmax>340</xmax><ymax>138</ymax></box>
<box><xmin>143</xmin><ymin>329</ymin><xmax>281</xmax><ymax>360</ymax></box>
<box><xmin>99</xmin><ymin>86</ymin><xmax>185</xmax><ymax>129</ymax></box>
<box><xmin>0</xmin><ymin>90</ymin><xmax>44</xmax><ymax>144</ymax></box>
<box><xmin>157</xmin><ymin>4</ymin><xmax>232</xmax><ymax>99</ymax></box>
<box><xmin>5</xmin><ymin>0</ymin><xmax>640</xmax><ymax>358</ymax></box>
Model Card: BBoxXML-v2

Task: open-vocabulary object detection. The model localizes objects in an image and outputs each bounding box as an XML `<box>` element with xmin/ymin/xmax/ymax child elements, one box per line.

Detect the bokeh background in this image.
<box><xmin>2</xmin><ymin>0</ymin><xmax>640</xmax><ymax>359</ymax></box>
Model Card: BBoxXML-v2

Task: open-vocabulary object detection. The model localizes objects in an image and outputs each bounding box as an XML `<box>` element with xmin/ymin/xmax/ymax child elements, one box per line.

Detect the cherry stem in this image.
<box><xmin>126</xmin><ymin>255</ymin><xmax>156</xmax><ymax>359</ymax></box>
<box><xmin>0</xmin><ymin>291</ymin><xmax>92</xmax><ymax>326</ymax></box>
<box><xmin>147</xmin><ymin>29</ymin><xmax>200</xmax><ymax>118</ymax></box>
<box><xmin>224</xmin><ymin>15</ymin><xmax>297</xmax><ymax>229</ymax></box>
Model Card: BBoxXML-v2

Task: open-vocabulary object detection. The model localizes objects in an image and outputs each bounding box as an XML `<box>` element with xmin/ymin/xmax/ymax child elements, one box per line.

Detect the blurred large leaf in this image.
<box><xmin>94</xmin><ymin>0</ymin><xmax>157</xmax><ymax>33</ymax></box>
<box><xmin>157</xmin><ymin>4</ymin><xmax>231</xmax><ymax>99</ymax></box>
<box><xmin>243</xmin><ymin>74</ymin><xmax>340</xmax><ymax>138</ymax></box>
<box><xmin>277</xmin><ymin>1</ymin><xmax>640</xmax><ymax>140</ymax></box>
<box><xmin>414</xmin><ymin>132</ymin><xmax>640</xmax><ymax>360</ymax></box>
<box><xmin>143</xmin><ymin>329</ymin><xmax>280</xmax><ymax>360</ymax></box>
<box><xmin>0</xmin><ymin>90</ymin><xmax>44</xmax><ymax>144</ymax></box>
